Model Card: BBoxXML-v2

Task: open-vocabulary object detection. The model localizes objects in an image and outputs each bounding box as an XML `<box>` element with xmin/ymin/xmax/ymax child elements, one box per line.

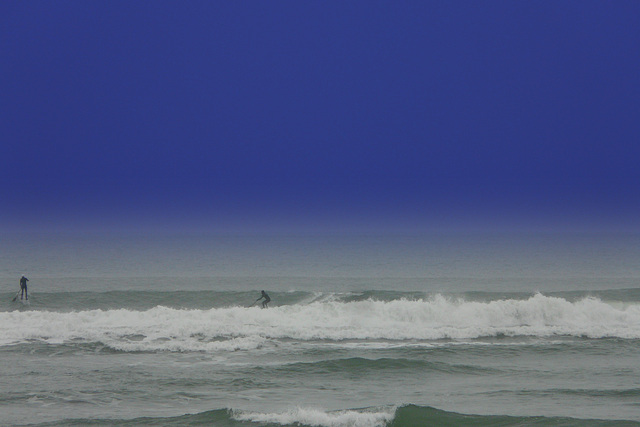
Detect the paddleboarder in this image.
<box><xmin>255</xmin><ymin>290</ymin><xmax>271</xmax><ymax>308</ymax></box>
<box><xmin>19</xmin><ymin>275</ymin><xmax>29</xmax><ymax>300</ymax></box>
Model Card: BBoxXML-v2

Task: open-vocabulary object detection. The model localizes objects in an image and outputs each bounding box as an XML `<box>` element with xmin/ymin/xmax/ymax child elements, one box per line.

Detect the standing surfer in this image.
<box><xmin>19</xmin><ymin>275</ymin><xmax>29</xmax><ymax>300</ymax></box>
<box><xmin>255</xmin><ymin>290</ymin><xmax>271</xmax><ymax>308</ymax></box>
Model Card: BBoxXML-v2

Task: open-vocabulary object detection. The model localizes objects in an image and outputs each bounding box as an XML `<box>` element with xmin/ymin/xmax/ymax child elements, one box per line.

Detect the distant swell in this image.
<box><xmin>2</xmin><ymin>294</ymin><xmax>640</xmax><ymax>351</ymax></box>
<box><xmin>280</xmin><ymin>357</ymin><xmax>499</xmax><ymax>376</ymax></box>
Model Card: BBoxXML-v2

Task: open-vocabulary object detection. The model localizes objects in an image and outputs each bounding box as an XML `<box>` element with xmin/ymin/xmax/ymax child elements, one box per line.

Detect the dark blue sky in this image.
<box><xmin>2</xmin><ymin>1</ymin><xmax>639</xmax><ymax>232</ymax></box>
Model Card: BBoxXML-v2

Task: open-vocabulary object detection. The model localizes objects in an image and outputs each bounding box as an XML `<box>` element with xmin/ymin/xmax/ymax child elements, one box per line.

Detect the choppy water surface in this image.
<box><xmin>1</xmin><ymin>233</ymin><xmax>639</xmax><ymax>426</ymax></box>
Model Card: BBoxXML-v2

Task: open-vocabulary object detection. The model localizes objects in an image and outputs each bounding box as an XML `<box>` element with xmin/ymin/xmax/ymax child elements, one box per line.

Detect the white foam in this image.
<box><xmin>2</xmin><ymin>294</ymin><xmax>640</xmax><ymax>351</ymax></box>
<box><xmin>230</xmin><ymin>406</ymin><xmax>395</xmax><ymax>427</ymax></box>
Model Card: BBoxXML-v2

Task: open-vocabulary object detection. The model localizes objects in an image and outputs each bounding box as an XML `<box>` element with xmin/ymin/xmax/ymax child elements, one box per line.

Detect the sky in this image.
<box><xmin>1</xmin><ymin>1</ymin><xmax>639</xmax><ymax>233</ymax></box>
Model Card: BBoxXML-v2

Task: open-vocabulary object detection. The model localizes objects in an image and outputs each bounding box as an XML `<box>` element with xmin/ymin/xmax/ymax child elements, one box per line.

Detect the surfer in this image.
<box><xmin>255</xmin><ymin>290</ymin><xmax>271</xmax><ymax>308</ymax></box>
<box><xmin>19</xmin><ymin>275</ymin><xmax>29</xmax><ymax>300</ymax></box>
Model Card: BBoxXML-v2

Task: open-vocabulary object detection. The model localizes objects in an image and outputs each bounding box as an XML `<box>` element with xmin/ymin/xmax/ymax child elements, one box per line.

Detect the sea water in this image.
<box><xmin>1</xmin><ymin>232</ymin><xmax>640</xmax><ymax>426</ymax></box>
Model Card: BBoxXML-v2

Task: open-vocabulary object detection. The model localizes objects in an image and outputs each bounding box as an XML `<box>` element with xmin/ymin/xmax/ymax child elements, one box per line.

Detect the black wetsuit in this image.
<box><xmin>20</xmin><ymin>276</ymin><xmax>29</xmax><ymax>300</ymax></box>
<box><xmin>259</xmin><ymin>291</ymin><xmax>271</xmax><ymax>308</ymax></box>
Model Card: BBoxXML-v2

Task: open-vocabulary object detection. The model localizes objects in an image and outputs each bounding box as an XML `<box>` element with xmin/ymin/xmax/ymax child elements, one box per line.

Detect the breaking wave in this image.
<box><xmin>28</xmin><ymin>404</ymin><xmax>639</xmax><ymax>426</ymax></box>
<box><xmin>2</xmin><ymin>293</ymin><xmax>640</xmax><ymax>351</ymax></box>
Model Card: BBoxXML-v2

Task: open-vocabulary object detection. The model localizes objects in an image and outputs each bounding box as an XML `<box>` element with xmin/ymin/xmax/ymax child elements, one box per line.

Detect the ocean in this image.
<box><xmin>1</xmin><ymin>232</ymin><xmax>640</xmax><ymax>426</ymax></box>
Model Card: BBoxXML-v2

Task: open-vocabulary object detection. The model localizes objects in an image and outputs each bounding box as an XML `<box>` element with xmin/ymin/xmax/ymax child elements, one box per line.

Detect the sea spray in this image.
<box><xmin>230</xmin><ymin>406</ymin><xmax>396</xmax><ymax>427</ymax></box>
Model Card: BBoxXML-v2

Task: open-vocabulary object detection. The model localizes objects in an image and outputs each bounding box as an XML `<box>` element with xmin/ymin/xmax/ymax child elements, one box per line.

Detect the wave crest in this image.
<box><xmin>2</xmin><ymin>294</ymin><xmax>640</xmax><ymax>351</ymax></box>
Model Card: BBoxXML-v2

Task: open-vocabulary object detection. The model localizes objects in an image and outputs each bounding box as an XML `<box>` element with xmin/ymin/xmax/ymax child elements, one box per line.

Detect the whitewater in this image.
<box><xmin>2</xmin><ymin>233</ymin><xmax>640</xmax><ymax>426</ymax></box>
<box><xmin>3</xmin><ymin>293</ymin><xmax>640</xmax><ymax>350</ymax></box>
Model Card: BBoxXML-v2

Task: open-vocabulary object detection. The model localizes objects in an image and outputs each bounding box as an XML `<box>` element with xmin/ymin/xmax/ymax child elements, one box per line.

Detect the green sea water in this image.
<box><xmin>1</xmin><ymin>233</ymin><xmax>640</xmax><ymax>426</ymax></box>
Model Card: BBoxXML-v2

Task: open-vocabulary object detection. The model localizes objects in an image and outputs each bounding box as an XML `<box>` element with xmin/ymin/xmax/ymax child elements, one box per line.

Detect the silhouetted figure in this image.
<box><xmin>256</xmin><ymin>290</ymin><xmax>271</xmax><ymax>308</ymax></box>
<box><xmin>20</xmin><ymin>275</ymin><xmax>29</xmax><ymax>300</ymax></box>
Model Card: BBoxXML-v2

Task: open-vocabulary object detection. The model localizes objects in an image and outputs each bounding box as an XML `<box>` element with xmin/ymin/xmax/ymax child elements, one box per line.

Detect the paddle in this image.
<box><xmin>12</xmin><ymin>290</ymin><xmax>20</xmax><ymax>302</ymax></box>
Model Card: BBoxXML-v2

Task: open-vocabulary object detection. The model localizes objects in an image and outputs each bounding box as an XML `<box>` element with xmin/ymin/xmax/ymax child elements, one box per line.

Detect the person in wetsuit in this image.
<box><xmin>256</xmin><ymin>290</ymin><xmax>271</xmax><ymax>308</ymax></box>
<box><xmin>19</xmin><ymin>275</ymin><xmax>29</xmax><ymax>300</ymax></box>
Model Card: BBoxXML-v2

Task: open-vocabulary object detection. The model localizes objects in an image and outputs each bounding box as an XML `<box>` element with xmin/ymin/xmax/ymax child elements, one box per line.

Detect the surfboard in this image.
<box><xmin>12</xmin><ymin>294</ymin><xmax>29</xmax><ymax>305</ymax></box>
